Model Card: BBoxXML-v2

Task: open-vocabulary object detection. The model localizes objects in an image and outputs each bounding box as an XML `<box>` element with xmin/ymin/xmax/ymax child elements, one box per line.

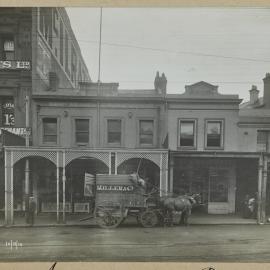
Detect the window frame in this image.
<box><xmin>257</xmin><ymin>130</ymin><xmax>270</xmax><ymax>152</ymax></box>
<box><xmin>73</xmin><ymin>117</ymin><xmax>91</xmax><ymax>146</ymax></box>
<box><xmin>106</xmin><ymin>118</ymin><xmax>123</xmax><ymax>147</ymax></box>
<box><xmin>137</xmin><ymin>118</ymin><xmax>156</xmax><ymax>147</ymax></box>
<box><xmin>1</xmin><ymin>34</ymin><xmax>15</xmax><ymax>60</ymax></box>
<box><xmin>41</xmin><ymin>116</ymin><xmax>59</xmax><ymax>145</ymax></box>
<box><xmin>178</xmin><ymin>118</ymin><xmax>197</xmax><ymax>150</ymax></box>
<box><xmin>204</xmin><ymin>119</ymin><xmax>225</xmax><ymax>150</ymax></box>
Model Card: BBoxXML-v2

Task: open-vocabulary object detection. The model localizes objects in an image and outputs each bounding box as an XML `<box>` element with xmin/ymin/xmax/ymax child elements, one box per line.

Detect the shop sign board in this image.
<box><xmin>0</xmin><ymin>127</ymin><xmax>31</xmax><ymax>137</ymax></box>
<box><xmin>0</xmin><ymin>60</ymin><xmax>31</xmax><ymax>70</ymax></box>
<box><xmin>2</xmin><ymin>99</ymin><xmax>14</xmax><ymax>126</ymax></box>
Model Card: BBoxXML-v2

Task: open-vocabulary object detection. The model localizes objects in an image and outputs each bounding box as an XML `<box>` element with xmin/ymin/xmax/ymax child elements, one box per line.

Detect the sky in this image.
<box><xmin>66</xmin><ymin>8</ymin><xmax>270</xmax><ymax>101</ymax></box>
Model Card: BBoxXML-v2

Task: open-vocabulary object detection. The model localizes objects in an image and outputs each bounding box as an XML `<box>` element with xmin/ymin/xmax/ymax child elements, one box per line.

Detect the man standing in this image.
<box><xmin>28</xmin><ymin>197</ymin><xmax>36</xmax><ymax>226</ymax></box>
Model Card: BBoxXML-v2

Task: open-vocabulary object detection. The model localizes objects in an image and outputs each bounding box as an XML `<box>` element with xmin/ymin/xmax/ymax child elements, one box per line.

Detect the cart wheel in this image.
<box><xmin>96</xmin><ymin>212</ymin><xmax>123</xmax><ymax>229</ymax></box>
<box><xmin>140</xmin><ymin>210</ymin><xmax>158</xmax><ymax>228</ymax></box>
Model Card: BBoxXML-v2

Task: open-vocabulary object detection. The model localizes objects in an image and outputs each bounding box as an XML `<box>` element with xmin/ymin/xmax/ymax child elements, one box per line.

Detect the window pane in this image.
<box><xmin>75</xmin><ymin>119</ymin><xmax>89</xmax><ymax>132</ymax></box>
<box><xmin>108</xmin><ymin>132</ymin><xmax>121</xmax><ymax>143</ymax></box>
<box><xmin>108</xmin><ymin>120</ymin><xmax>121</xmax><ymax>132</ymax></box>
<box><xmin>4</xmin><ymin>40</ymin><xmax>14</xmax><ymax>51</ymax></box>
<box><xmin>207</xmin><ymin>122</ymin><xmax>221</xmax><ymax>135</ymax></box>
<box><xmin>43</xmin><ymin>118</ymin><xmax>57</xmax><ymax>143</ymax></box>
<box><xmin>140</xmin><ymin>120</ymin><xmax>154</xmax><ymax>145</ymax></box>
<box><xmin>76</xmin><ymin>133</ymin><xmax>89</xmax><ymax>143</ymax></box>
<box><xmin>207</xmin><ymin>121</ymin><xmax>221</xmax><ymax>147</ymax></box>
<box><xmin>75</xmin><ymin>119</ymin><xmax>89</xmax><ymax>143</ymax></box>
<box><xmin>257</xmin><ymin>131</ymin><xmax>268</xmax><ymax>144</ymax></box>
<box><xmin>4</xmin><ymin>52</ymin><xmax>14</xmax><ymax>60</ymax></box>
<box><xmin>108</xmin><ymin>120</ymin><xmax>121</xmax><ymax>144</ymax></box>
<box><xmin>180</xmin><ymin>121</ymin><xmax>194</xmax><ymax>147</ymax></box>
<box><xmin>140</xmin><ymin>134</ymin><xmax>153</xmax><ymax>145</ymax></box>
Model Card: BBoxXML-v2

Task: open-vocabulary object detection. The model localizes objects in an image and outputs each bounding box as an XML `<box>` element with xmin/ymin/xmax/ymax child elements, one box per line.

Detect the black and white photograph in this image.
<box><xmin>0</xmin><ymin>4</ymin><xmax>270</xmax><ymax>264</ymax></box>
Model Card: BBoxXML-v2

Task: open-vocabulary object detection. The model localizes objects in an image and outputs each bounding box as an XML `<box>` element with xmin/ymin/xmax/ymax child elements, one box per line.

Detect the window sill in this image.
<box><xmin>106</xmin><ymin>143</ymin><xmax>122</xmax><ymax>148</ymax></box>
<box><xmin>177</xmin><ymin>146</ymin><xmax>197</xmax><ymax>151</ymax></box>
<box><xmin>204</xmin><ymin>146</ymin><xmax>224</xmax><ymax>151</ymax></box>
<box><xmin>75</xmin><ymin>143</ymin><xmax>90</xmax><ymax>147</ymax></box>
<box><xmin>138</xmin><ymin>144</ymin><xmax>155</xmax><ymax>148</ymax></box>
<box><xmin>41</xmin><ymin>142</ymin><xmax>58</xmax><ymax>147</ymax></box>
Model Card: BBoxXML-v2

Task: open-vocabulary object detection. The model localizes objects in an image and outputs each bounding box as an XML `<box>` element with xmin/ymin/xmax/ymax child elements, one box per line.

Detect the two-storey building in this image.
<box><xmin>4</xmin><ymin>73</ymin><xmax>169</xmax><ymax>225</ymax></box>
<box><xmin>167</xmin><ymin>81</ymin><xmax>260</xmax><ymax>216</ymax></box>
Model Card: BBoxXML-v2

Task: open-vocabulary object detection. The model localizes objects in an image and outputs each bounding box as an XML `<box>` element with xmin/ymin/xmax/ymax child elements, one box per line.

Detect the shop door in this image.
<box><xmin>208</xmin><ymin>168</ymin><xmax>233</xmax><ymax>214</ymax></box>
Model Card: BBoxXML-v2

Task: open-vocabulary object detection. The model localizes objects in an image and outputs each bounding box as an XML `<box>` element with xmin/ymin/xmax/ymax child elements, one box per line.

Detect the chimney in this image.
<box><xmin>263</xmin><ymin>73</ymin><xmax>270</xmax><ymax>107</ymax></box>
<box><xmin>249</xmin><ymin>85</ymin><xmax>259</xmax><ymax>104</ymax></box>
<box><xmin>154</xmin><ymin>71</ymin><xmax>167</xmax><ymax>94</ymax></box>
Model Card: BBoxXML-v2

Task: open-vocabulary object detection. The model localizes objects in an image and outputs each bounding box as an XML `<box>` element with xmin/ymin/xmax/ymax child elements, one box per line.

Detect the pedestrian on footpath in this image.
<box><xmin>28</xmin><ymin>197</ymin><xmax>36</xmax><ymax>226</ymax></box>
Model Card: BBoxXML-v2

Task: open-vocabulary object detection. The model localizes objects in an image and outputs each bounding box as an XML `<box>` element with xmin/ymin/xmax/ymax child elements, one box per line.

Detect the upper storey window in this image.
<box><xmin>257</xmin><ymin>130</ymin><xmax>269</xmax><ymax>152</ymax></box>
<box><xmin>139</xmin><ymin>120</ymin><xmax>154</xmax><ymax>146</ymax></box>
<box><xmin>107</xmin><ymin>119</ymin><xmax>122</xmax><ymax>146</ymax></box>
<box><xmin>179</xmin><ymin>119</ymin><xmax>196</xmax><ymax>148</ymax></box>
<box><xmin>0</xmin><ymin>35</ymin><xmax>15</xmax><ymax>60</ymax></box>
<box><xmin>205</xmin><ymin>120</ymin><xmax>224</xmax><ymax>149</ymax></box>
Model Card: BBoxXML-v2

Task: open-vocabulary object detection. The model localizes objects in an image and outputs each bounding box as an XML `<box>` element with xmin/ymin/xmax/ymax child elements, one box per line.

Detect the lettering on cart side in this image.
<box><xmin>96</xmin><ymin>185</ymin><xmax>134</xmax><ymax>192</ymax></box>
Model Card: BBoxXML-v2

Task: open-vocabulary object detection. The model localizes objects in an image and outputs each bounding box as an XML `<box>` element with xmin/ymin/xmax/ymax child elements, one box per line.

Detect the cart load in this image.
<box><xmin>94</xmin><ymin>174</ymin><xmax>149</xmax><ymax>228</ymax></box>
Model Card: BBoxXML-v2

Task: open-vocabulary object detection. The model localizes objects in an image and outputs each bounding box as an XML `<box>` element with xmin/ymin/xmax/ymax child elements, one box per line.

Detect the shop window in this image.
<box><xmin>43</xmin><ymin>118</ymin><xmax>57</xmax><ymax>144</ymax></box>
<box><xmin>107</xmin><ymin>119</ymin><xmax>121</xmax><ymax>145</ymax></box>
<box><xmin>139</xmin><ymin>120</ymin><xmax>154</xmax><ymax>145</ymax></box>
<box><xmin>205</xmin><ymin>120</ymin><xmax>224</xmax><ymax>148</ymax></box>
<box><xmin>75</xmin><ymin>119</ymin><xmax>89</xmax><ymax>144</ymax></box>
<box><xmin>257</xmin><ymin>130</ymin><xmax>269</xmax><ymax>152</ymax></box>
<box><xmin>179</xmin><ymin>119</ymin><xmax>196</xmax><ymax>148</ymax></box>
<box><xmin>0</xmin><ymin>35</ymin><xmax>15</xmax><ymax>60</ymax></box>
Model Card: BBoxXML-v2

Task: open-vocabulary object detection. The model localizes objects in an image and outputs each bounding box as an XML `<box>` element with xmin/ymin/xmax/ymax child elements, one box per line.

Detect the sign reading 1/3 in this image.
<box><xmin>2</xmin><ymin>100</ymin><xmax>15</xmax><ymax>126</ymax></box>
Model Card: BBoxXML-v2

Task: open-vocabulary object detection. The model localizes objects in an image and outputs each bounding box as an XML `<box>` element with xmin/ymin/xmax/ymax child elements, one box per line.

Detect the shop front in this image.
<box><xmin>4</xmin><ymin>147</ymin><xmax>168</xmax><ymax>226</ymax></box>
<box><xmin>170</xmin><ymin>152</ymin><xmax>260</xmax><ymax>217</ymax></box>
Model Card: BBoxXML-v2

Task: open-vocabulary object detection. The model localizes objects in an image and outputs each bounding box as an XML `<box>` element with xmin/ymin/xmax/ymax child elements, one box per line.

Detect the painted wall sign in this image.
<box><xmin>0</xmin><ymin>60</ymin><xmax>31</xmax><ymax>70</ymax></box>
<box><xmin>96</xmin><ymin>185</ymin><xmax>134</xmax><ymax>192</ymax></box>
<box><xmin>2</xmin><ymin>99</ymin><xmax>14</xmax><ymax>126</ymax></box>
<box><xmin>0</xmin><ymin>127</ymin><xmax>31</xmax><ymax>137</ymax></box>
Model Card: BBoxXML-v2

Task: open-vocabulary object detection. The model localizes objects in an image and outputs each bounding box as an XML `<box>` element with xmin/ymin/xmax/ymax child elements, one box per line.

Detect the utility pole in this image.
<box><xmin>97</xmin><ymin>7</ymin><xmax>102</xmax><ymax>147</ymax></box>
<box><xmin>24</xmin><ymin>95</ymin><xmax>30</xmax><ymax>223</ymax></box>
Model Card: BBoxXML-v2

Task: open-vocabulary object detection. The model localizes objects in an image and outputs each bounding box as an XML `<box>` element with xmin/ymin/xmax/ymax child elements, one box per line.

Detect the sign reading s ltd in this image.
<box><xmin>0</xmin><ymin>60</ymin><xmax>31</xmax><ymax>70</ymax></box>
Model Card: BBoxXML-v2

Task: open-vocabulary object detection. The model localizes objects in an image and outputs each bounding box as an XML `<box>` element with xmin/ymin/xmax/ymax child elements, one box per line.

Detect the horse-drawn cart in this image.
<box><xmin>93</xmin><ymin>174</ymin><xmax>160</xmax><ymax>228</ymax></box>
<box><xmin>87</xmin><ymin>174</ymin><xmax>198</xmax><ymax>228</ymax></box>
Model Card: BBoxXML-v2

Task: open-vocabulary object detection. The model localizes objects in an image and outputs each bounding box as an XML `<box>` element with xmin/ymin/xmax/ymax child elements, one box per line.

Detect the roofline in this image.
<box><xmin>32</xmin><ymin>94</ymin><xmax>166</xmax><ymax>103</ymax></box>
<box><xmin>32</xmin><ymin>94</ymin><xmax>242</xmax><ymax>104</ymax></box>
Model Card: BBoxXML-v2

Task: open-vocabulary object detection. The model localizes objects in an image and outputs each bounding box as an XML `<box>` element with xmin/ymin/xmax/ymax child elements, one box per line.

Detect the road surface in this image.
<box><xmin>0</xmin><ymin>224</ymin><xmax>269</xmax><ymax>262</ymax></box>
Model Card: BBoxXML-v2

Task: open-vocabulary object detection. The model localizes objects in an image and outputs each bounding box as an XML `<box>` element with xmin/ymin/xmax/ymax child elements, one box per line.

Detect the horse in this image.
<box><xmin>159</xmin><ymin>194</ymin><xmax>200</xmax><ymax>226</ymax></box>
